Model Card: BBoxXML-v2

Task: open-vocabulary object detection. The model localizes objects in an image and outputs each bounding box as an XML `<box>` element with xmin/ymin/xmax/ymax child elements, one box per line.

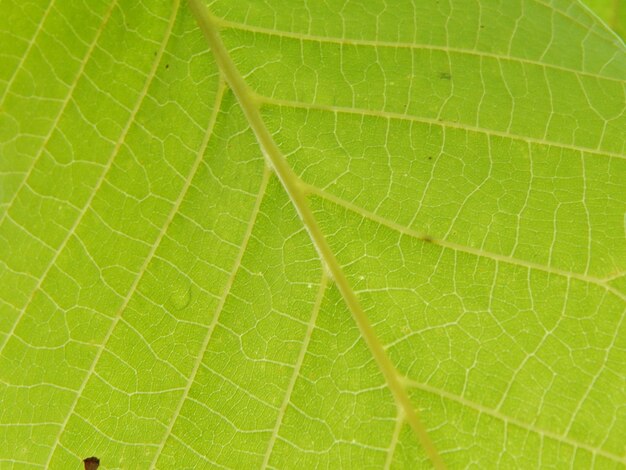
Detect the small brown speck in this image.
<box><xmin>83</xmin><ymin>457</ymin><xmax>100</xmax><ymax>470</ymax></box>
<box><xmin>165</xmin><ymin>64</ymin><xmax>170</xmax><ymax>69</ymax></box>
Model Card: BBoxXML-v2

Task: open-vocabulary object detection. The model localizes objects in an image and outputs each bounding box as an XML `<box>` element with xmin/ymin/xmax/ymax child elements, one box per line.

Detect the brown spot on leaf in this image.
<box><xmin>83</xmin><ymin>457</ymin><xmax>100</xmax><ymax>470</ymax></box>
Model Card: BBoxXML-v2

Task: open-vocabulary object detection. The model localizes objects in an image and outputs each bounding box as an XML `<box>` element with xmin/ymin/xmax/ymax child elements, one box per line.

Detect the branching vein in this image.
<box><xmin>188</xmin><ymin>0</ymin><xmax>447</xmax><ymax>468</ymax></box>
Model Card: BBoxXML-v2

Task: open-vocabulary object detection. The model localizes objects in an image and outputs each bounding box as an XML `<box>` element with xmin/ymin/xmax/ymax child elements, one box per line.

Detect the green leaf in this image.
<box><xmin>580</xmin><ymin>0</ymin><xmax>625</xmax><ymax>39</ymax></box>
<box><xmin>0</xmin><ymin>0</ymin><xmax>624</xmax><ymax>468</ymax></box>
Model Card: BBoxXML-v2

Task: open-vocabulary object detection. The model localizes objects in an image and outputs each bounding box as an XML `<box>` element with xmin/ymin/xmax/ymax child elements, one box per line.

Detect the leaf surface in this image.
<box><xmin>581</xmin><ymin>0</ymin><xmax>625</xmax><ymax>38</ymax></box>
<box><xmin>0</xmin><ymin>0</ymin><xmax>625</xmax><ymax>468</ymax></box>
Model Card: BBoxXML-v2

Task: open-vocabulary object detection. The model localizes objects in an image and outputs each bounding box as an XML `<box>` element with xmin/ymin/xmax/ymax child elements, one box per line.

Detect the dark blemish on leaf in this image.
<box><xmin>421</xmin><ymin>235</ymin><xmax>434</xmax><ymax>244</ymax></box>
<box><xmin>427</xmin><ymin>156</ymin><xmax>433</xmax><ymax>160</ymax></box>
<box><xmin>83</xmin><ymin>457</ymin><xmax>100</xmax><ymax>470</ymax></box>
<box><xmin>439</xmin><ymin>72</ymin><xmax>451</xmax><ymax>80</ymax></box>
<box><xmin>165</xmin><ymin>64</ymin><xmax>170</xmax><ymax>69</ymax></box>
<box><xmin>480</xmin><ymin>24</ymin><xmax>485</xmax><ymax>29</ymax></box>
<box><xmin>153</xmin><ymin>51</ymin><xmax>157</xmax><ymax>56</ymax></box>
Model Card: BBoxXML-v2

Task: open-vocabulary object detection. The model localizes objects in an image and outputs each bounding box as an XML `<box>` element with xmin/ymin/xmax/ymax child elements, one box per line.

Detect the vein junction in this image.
<box><xmin>187</xmin><ymin>0</ymin><xmax>446</xmax><ymax>467</ymax></box>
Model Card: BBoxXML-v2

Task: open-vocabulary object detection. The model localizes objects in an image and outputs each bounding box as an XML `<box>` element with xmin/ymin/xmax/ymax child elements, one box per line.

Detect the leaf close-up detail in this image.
<box><xmin>0</xmin><ymin>0</ymin><xmax>625</xmax><ymax>469</ymax></box>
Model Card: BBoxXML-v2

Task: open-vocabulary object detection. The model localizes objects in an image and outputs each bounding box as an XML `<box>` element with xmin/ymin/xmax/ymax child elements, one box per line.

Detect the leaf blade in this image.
<box><xmin>0</xmin><ymin>0</ymin><xmax>624</xmax><ymax>468</ymax></box>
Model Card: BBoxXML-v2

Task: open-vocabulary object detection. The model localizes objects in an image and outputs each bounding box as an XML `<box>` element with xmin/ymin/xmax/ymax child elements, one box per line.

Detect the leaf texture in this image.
<box><xmin>0</xmin><ymin>0</ymin><xmax>624</xmax><ymax>468</ymax></box>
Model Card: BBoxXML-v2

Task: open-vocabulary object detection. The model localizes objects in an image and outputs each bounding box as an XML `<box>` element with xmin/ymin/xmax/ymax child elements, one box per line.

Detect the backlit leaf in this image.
<box><xmin>0</xmin><ymin>0</ymin><xmax>624</xmax><ymax>468</ymax></box>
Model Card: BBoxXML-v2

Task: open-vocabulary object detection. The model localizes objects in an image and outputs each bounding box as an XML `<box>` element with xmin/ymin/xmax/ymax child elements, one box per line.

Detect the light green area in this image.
<box><xmin>0</xmin><ymin>0</ymin><xmax>624</xmax><ymax>468</ymax></box>
<box><xmin>581</xmin><ymin>0</ymin><xmax>625</xmax><ymax>39</ymax></box>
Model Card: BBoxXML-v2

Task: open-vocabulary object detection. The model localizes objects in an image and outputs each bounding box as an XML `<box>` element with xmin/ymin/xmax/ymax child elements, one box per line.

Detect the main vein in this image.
<box><xmin>187</xmin><ymin>1</ymin><xmax>446</xmax><ymax>468</ymax></box>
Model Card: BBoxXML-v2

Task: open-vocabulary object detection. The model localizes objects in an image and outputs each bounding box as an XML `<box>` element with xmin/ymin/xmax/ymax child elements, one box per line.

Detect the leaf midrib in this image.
<box><xmin>188</xmin><ymin>0</ymin><xmax>446</xmax><ymax>468</ymax></box>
